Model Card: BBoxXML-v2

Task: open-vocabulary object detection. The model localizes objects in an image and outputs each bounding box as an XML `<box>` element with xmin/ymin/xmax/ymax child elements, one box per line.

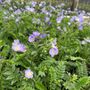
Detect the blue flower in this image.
<box><xmin>56</xmin><ymin>16</ymin><xmax>64</xmax><ymax>23</ymax></box>
<box><xmin>45</xmin><ymin>17</ymin><xmax>50</xmax><ymax>22</ymax></box>
<box><xmin>12</xmin><ymin>40</ymin><xmax>26</xmax><ymax>52</ymax></box>
<box><xmin>25</xmin><ymin>6</ymin><xmax>35</xmax><ymax>12</ymax></box>
<box><xmin>70</xmin><ymin>16</ymin><xmax>77</xmax><ymax>22</ymax></box>
<box><xmin>14</xmin><ymin>9</ymin><xmax>21</xmax><ymax>14</ymax></box>
<box><xmin>49</xmin><ymin>39</ymin><xmax>58</xmax><ymax>57</ymax></box>
<box><xmin>78</xmin><ymin>25</ymin><xmax>83</xmax><ymax>30</ymax></box>
<box><xmin>25</xmin><ymin>69</ymin><xmax>33</xmax><ymax>79</ymax></box>
<box><xmin>28</xmin><ymin>34</ymin><xmax>36</xmax><ymax>42</ymax></box>
<box><xmin>49</xmin><ymin>46</ymin><xmax>58</xmax><ymax>57</ymax></box>
<box><xmin>28</xmin><ymin>31</ymin><xmax>40</xmax><ymax>42</ymax></box>
<box><xmin>0</xmin><ymin>0</ymin><xmax>2</xmax><ymax>3</ymax></box>
<box><xmin>78</xmin><ymin>14</ymin><xmax>84</xmax><ymax>24</ymax></box>
<box><xmin>31</xmin><ymin>1</ymin><xmax>37</xmax><ymax>7</ymax></box>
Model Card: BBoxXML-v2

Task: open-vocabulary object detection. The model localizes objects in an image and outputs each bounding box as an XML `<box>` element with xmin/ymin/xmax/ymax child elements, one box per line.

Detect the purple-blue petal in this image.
<box><xmin>40</xmin><ymin>34</ymin><xmax>47</xmax><ymax>38</ymax></box>
<box><xmin>33</xmin><ymin>31</ymin><xmax>40</xmax><ymax>37</ymax></box>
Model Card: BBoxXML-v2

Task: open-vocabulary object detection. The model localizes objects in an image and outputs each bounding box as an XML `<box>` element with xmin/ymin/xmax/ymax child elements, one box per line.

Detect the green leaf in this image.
<box><xmin>76</xmin><ymin>77</ymin><xmax>90</xmax><ymax>90</ymax></box>
<box><xmin>35</xmin><ymin>81</ymin><xmax>47</xmax><ymax>90</ymax></box>
<box><xmin>70</xmin><ymin>56</ymin><xmax>85</xmax><ymax>61</ymax></box>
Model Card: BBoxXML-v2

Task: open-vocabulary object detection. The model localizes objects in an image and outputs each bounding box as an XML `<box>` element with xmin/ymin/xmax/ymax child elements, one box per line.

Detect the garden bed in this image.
<box><xmin>0</xmin><ymin>1</ymin><xmax>90</xmax><ymax>90</ymax></box>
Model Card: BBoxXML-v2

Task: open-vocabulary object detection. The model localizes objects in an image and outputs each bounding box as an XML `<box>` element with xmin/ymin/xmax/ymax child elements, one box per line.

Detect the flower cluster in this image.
<box><xmin>28</xmin><ymin>31</ymin><xmax>47</xmax><ymax>42</ymax></box>
<box><xmin>28</xmin><ymin>31</ymin><xmax>40</xmax><ymax>42</ymax></box>
<box><xmin>70</xmin><ymin>14</ymin><xmax>84</xmax><ymax>30</ymax></box>
<box><xmin>12</xmin><ymin>32</ymin><xmax>48</xmax><ymax>79</ymax></box>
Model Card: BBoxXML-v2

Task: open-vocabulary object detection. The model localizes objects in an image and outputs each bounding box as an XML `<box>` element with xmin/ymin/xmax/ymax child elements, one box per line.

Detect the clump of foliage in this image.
<box><xmin>0</xmin><ymin>0</ymin><xmax>90</xmax><ymax>90</ymax></box>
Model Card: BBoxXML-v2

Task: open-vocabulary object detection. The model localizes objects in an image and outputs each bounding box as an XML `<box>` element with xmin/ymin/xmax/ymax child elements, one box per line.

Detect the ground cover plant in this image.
<box><xmin>0</xmin><ymin>0</ymin><xmax>90</xmax><ymax>90</ymax></box>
